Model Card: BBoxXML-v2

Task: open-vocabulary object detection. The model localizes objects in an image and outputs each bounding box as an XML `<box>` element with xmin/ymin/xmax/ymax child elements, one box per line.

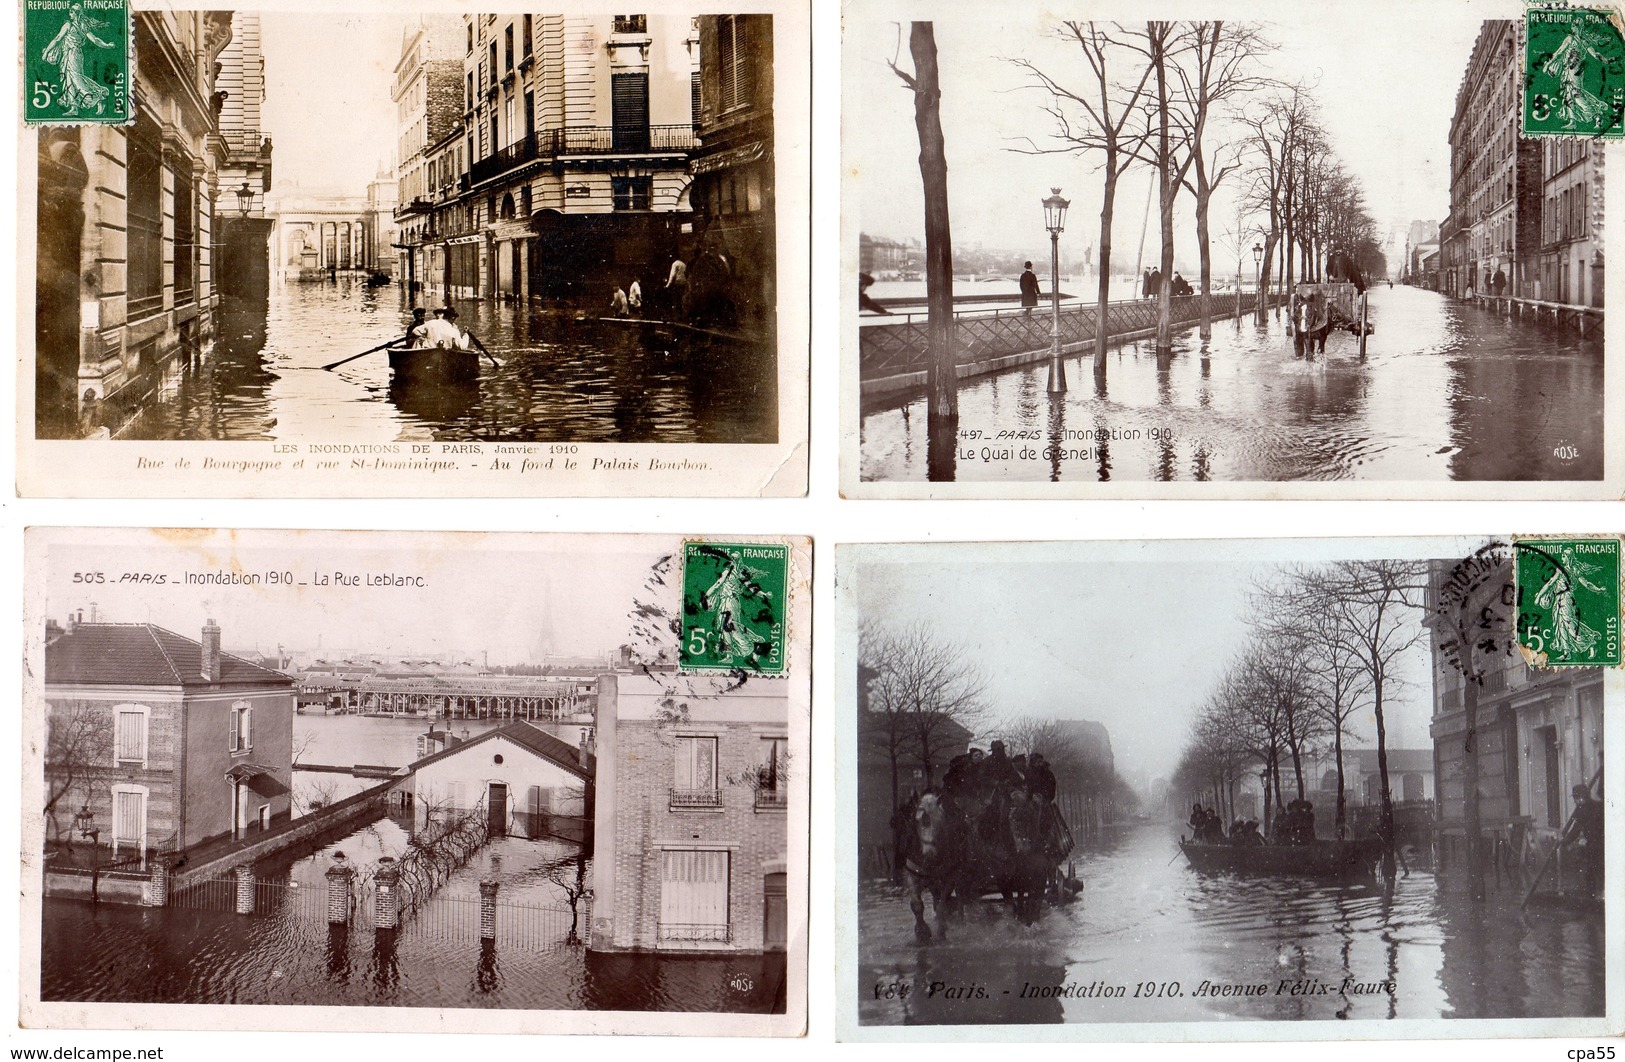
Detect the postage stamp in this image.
<box><xmin>23</xmin><ymin>0</ymin><xmax>133</xmax><ymax>125</ymax></box>
<box><xmin>680</xmin><ymin>541</ymin><xmax>789</xmax><ymax>675</ymax></box>
<box><xmin>1524</xmin><ymin>6</ymin><xmax>1625</xmax><ymax>138</ymax></box>
<box><xmin>1514</xmin><ymin>536</ymin><xmax>1623</xmax><ymax>666</ymax></box>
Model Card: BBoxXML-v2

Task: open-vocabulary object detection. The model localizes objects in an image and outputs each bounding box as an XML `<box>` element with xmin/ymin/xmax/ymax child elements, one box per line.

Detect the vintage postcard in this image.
<box><xmin>836</xmin><ymin>536</ymin><xmax>1621</xmax><ymax>1039</ymax></box>
<box><xmin>841</xmin><ymin>0</ymin><xmax>1624</xmax><ymax>499</ymax></box>
<box><xmin>20</xmin><ymin>527</ymin><xmax>809</xmax><ymax>1035</ymax></box>
<box><xmin>17</xmin><ymin>1</ymin><xmax>809</xmax><ymax>497</ymax></box>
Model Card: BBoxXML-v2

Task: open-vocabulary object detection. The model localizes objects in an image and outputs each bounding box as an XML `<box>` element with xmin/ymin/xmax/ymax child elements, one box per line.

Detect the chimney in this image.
<box><xmin>201</xmin><ymin>619</ymin><xmax>222</xmax><ymax>682</ymax></box>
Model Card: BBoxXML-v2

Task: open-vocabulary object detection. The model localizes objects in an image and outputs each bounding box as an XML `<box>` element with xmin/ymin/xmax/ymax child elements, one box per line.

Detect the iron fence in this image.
<box><xmin>860</xmin><ymin>293</ymin><xmax>1264</xmax><ymax>380</ymax></box>
<box><xmin>658</xmin><ymin>921</ymin><xmax>733</xmax><ymax>943</ymax></box>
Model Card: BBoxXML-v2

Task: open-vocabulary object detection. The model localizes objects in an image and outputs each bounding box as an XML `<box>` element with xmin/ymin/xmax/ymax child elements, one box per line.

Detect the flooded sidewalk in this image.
<box><xmin>859</xmin><ymin>286</ymin><xmax>1603</xmax><ymax>482</ymax></box>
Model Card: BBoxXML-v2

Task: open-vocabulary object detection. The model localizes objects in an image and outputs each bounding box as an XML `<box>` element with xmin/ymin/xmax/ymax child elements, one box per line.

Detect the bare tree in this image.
<box><xmin>1301</xmin><ymin>560</ymin><xmax>1430</xmax><ymax>878</ymax></box>
<box><xmin>1168</xmin><ymin>21</ymin><xmax>1271</xmax><ymax>339</ymax></box>
<box><xmin>890</xmin><ymin>23</ymin><xmax>957</xmax><ymax>478</ymax></box>
<box><xmin>541</xmin><ymin>853</ymin><xmax>591</xmax><ymax>945</ymax></box>
<box><xmin>44</xmin><ymin>701</ymin><xmax>112</xmax><ymax>847</ymax></box>
<box><xmin>860</xmin><ymin>619</ymin><xmax>990</xmax><ymax>812</ymax></box>
<box><xmin>1238</xmin><ymin>84</ymin><xmax>1314</xmax><ymax>317</ymax></box>
<box><xmin>1010</xmin><ymin>21</ymin><xmax>1154</xmax><ymax>384</ymax></box>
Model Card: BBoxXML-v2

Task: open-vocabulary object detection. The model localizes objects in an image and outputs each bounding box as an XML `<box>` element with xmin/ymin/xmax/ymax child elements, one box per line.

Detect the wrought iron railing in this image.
<box><xmin>467</xmin><ymin>125</ymin><xmax>697</xmax><ymax>186</ymax></box>
<box><xmin>669</xmin><ymin>788</ymin><xmax>724</xmax><ymax>809</ymax></box>
<box><xmin>860</xmin><ymin>292</ymin><xmax>1264</xmax><ymax>381</ymax></box>
<box><xmin>754</xmin><ymin>788</ymin><xmax>788</xmax><ymax>810</ymax></box>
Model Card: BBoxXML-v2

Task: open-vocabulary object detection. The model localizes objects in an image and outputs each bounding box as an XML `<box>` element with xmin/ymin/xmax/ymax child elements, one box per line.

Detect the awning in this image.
<box><xmin>691</xmin><ymin>140</ymin><xmax>766</xmax><ymax>176</ymax></box>
<box><xmin>225</xmin><ymin>763</ymin><xmax>279</xmax><ymax>784</ymax></box>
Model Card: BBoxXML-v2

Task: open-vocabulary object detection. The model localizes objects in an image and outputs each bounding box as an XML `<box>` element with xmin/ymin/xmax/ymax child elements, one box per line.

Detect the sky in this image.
<box><xmin>848</xmin><ymin>8</ymin><xmax>1488</xmax><ymax>267</ymax></box>
<box><xmin>41</xmin><ymin>531</ymin><xmax>669</xmax><ymax>665</ymax></box>
<box><xmin>259</xmin><ymin>14</ymin><xmax>403</xmax><ymax>193</ymax></box>
<box><xmin>846</xmin><ymin>540</ymin><xmax>1440</xmax><ymax>785</ymax></box>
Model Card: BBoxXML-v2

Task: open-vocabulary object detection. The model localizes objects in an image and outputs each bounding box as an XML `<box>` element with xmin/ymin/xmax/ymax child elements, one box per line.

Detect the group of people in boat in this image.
<box><xmin>1188</xmin><ymin>797</ymin><xmax>1319</xmax><ymax>847</ymax></box>
<box><xmin>398</xmin><ymin>305</ymin><xmax>474</xmax><ymax>351</ymax></box>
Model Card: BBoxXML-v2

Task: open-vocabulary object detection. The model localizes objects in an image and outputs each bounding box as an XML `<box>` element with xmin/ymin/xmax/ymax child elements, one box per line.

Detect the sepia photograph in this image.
<box><xmin>836</xmin><ymin>537</ymin><xmax>1618</xmax><ymax>1038</ymax></box>
<box><xmin>20</xmin><ymin>528</ymin><xmax>809</xmax><ymax>1035</ymax></box>
<box><xmin>18</xmin><ymin>2</ymin><xmax>809</xmax><ymax>496</ymax></box>
<box><xmin>842</xmin><ymin>0</ymin><xmax>1622</xmax><ymax>498</ymax></box>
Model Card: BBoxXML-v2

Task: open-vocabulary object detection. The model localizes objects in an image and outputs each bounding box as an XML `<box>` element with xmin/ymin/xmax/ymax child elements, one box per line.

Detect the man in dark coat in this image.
<box><xmin>1564</xmin><ymin>784</ymin><xmax>1603</xmax><ymax>897</ymax></box>
<box><xmin>1027</xmin><ymin>752</ymin><xmax>1058</xmax><ymax>803</ymax></box>
<box><xmin>1142</xmin><ymin>269</ymin><xmax>1154</xmax><ymax>299</ymax></box>
<box><xmin>1147</xmin><ymin>268</ymin><xmax>1163</xmax><ymax>301</ymax></box>
<box><xmin>1019</xmin><ymin>261</ymin><xmax>1040</xmax><ymax>316</ymax></box>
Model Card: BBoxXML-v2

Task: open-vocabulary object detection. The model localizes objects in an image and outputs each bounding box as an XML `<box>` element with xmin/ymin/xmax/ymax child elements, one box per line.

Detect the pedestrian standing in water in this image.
<box><xmin>628</xmin><ymin>278</ymin><xmax>643</xmax><ymax>317</ymax></box>
<box><xmin>1019</xmin><ymin>260</ymin><xmax>1040</xmax><ymax>316</ymax></box>
<box><xmin>665</xmin><ymin>257</ymin><xmax>688</xmax><ymax>319</ymax></box>
<box><xmin>610</xmin><ymin>286</ymin><xmax>629</xmax><ymax>316</ymax></box>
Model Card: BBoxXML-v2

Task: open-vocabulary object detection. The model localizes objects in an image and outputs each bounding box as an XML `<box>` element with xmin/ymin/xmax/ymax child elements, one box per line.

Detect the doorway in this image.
<box><xmin>1539</xmin><ymin>726</ymin><xmax>1561</xmax><ymax>828</ymax></box>
<box><xmin>488</xmin><ymin>782</ymin><xmax>508</xmax><ymax>836</ymax></box>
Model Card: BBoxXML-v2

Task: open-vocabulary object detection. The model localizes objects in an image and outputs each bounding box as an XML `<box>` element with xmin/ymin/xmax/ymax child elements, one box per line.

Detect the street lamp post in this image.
<box><xmin>1043</xmin><ymin>188</ymin><xmax>1070</xmax><ymax>394</ymax></box>
<box><xmin>236</xmin><ymin>180</ymin><xmax>254</xmax><ymax>218</ymax></box>
<box><xmin>1252</xmin><ymin>242</ymin><xmax>1264</xmax><ymax>324</ymax></box>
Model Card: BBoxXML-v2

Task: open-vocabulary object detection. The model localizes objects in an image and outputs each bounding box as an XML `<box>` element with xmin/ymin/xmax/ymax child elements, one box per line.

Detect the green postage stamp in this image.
<box><xmin>1524</xmin><ymin>6</ymin><xmax>1625</xmax><ymax>138</ymax></box>
<box><xmin>679</xmin><ymin>541</ymin><xmax>789</xmax><ymax>675</ymax></box>
<box><xmin>1514</xmin><ymin>536</ymin><xmax>1622</xmax><ymax>666</ymax></box>
<box><xmin>23</xmin><ymin>0</ymin><xmax>132</xmax><ymax>125</ymax></box>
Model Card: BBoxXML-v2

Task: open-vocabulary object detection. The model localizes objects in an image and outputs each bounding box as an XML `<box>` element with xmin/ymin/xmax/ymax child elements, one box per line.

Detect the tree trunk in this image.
<box><xmin>1153</xmin><ymin>29</ymin><xmax>1174</xmax><ymax>357</ymax></box>
<box><xmin>908</xmin><ymin>23</ymin><xmax>957</xmax><ymax>480</ymax></box>
<box><xmin>1373</xmin><ymin>676</ymin><xmax>1397</xmax><ymax>880</ymax></box>
<box><xmin>1462</xmin><ymin>667</ymin><xmax>1484</xmax><ymax>900</ymax></box>
<box><xmin>1094</xmin><ymin>163</ymin><xmax>1118</xmax><ymax>382</ymax></box>
<box><xmin>1333</xmin><ymin>723</ymin><xmax>1347</xmax><ymax>839</ymax></box>
<box><xmin>1194</xmin><ymin>161</ymin><xmax>1213</xmax><ymax>340</ymax></box>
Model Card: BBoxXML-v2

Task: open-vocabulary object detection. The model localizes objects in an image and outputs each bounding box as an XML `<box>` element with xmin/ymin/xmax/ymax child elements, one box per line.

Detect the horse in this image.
<box><xmin>999</xmin><ymin>792</ymin><xmax>1054</xmax><ymax>925</ymax></box>
<box><xmin>902</xmin><ymin>791</ymin><xmax>965</xmax><ymax>943</ymax></box>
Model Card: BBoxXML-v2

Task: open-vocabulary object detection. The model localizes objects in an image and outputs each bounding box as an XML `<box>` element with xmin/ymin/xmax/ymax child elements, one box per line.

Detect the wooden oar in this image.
<box><xmin>465</xmin><ymin>331</ymin><xmax>500</xmax><ymax>367</ymax></box>
<box><xmin>322</xmin><ymin>336</ymin><xmax>404</xmax><ymax>372</ymax></box>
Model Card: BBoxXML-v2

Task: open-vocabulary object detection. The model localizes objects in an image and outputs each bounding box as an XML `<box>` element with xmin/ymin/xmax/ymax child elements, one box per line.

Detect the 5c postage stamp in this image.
<box><xmin>680</xmin><ymin>541</ymin><xmax>790</xmax><ymax>676</ymax></box>
<box><xmin>1514</xmin><ymin>536</ymin><xmax>1623</xmax><ymax>666</ymax></box>
<box><xmin>1524</xmin><ymin>6</ymin><xmax>1625</xmax><ymax>138</ymax></box>
<box><xmin>23</xmin><ymin>0</ymin><xmax>132</xmax><ymax>125</ymax></box>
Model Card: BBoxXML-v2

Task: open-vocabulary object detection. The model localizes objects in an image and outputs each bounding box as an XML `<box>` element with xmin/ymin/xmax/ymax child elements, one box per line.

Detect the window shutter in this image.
<box><xmin>248</xmin><ymin>707</ymin><xmax>255</xmax><ymax>750</ymax></box>
<box><xmin>228</xmin><ymin>707</ymin><xmax>237</xmax><ymax>752</ymax></box>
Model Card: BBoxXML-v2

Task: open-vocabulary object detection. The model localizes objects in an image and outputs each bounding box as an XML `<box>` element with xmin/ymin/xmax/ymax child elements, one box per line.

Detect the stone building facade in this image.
<box><xmin>1425</xmin><ymin>559</ymin><xmax>1606</xmax><ymax>862</ymax></box>
<box><xmin>34</xmin><ymin>11</ymin><xmax>253</xmax><ymax>438</ymax></box>
<box><xmin>1539</xmin><ymin>138</ymin><xmax>1605</xmax><ymax>306</ymax></box>
<box><xmin>391</xmin><ymin>14</ymin><xmax>466</xmax><ymax>289</ymax></box>
<box><xmin>213</xmin><ymin>13</ymin><xmax>275</xmax><ymax>302</ymax></box>
<box><xmin>44</xmin><ymin>618</ymin><xmax>296</xmax><ymax>864</ymax></box>
<box><xmin>590</xmin><ymin>672</ymin><xmax>789</xmax><ymax>954</ymax></box>
<box><xmin>403</xmin><ymin>12</ymin><xmax>700</xmax><ymax>306</ymax></box>
<box><xmin>1446</xmin><ymin>20</ymin><xmax>1542</xmax><ymax>299</ymax></box>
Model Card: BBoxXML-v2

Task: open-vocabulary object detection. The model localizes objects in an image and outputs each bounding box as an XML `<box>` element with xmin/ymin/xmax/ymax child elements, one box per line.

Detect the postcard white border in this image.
<box><xmin>838</xmin><ymin>0</ymin><xmax>1625</xmax><ymax>500</ymax></box>
<box><xmin>19</xmin><ymin>526</ymin><xmax>811</xmax><ymax>1037</ymax></box>
<box><xmin>834</xmin><ymin>535</ymin><xmax>1623</xmax><ymax>1040</ymax></box>
<box><xmin>16</xmin><ymin>0</ymin><xmax>810</xmax><ymax>499</ymax></box>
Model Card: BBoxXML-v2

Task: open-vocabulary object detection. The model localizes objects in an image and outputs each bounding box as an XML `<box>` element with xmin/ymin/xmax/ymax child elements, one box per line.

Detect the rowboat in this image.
<box><xmin>1178</xmin><ymin>837</ymin><xmax>1384</xmax><ymax>880</ymax></box>
<box><xmin>388</xmin><ymin>345</ymin><xmax>480</xmax><ymax>384</ymax></box>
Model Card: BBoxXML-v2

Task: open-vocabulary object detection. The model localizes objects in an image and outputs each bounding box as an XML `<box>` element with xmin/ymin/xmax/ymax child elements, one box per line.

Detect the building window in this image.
<box><xmin>522</xmin><ymin>15</ymin><xmax>532</xmax><ymax>56</ymax></box>
<box><xmin>110</xmin><ymin>784</ymin><xmax>149</xmax><ymax>859</ymax></box>
<box><xmin>612</xmin><ymin>176</ymin><xmax>652</xmax><ymax>211</ymax></box>
<box><xmin>612</xmin><ymin>72</ymin><xmax>650</xmax><ymax>152</ymax></box>
<box><xmin>466</xmin><ymin>71</ymin><xmax>474</xmax><ymax>111</ymax></box>
<box><xmin>670</xmin><ymin>735</ymin><xmax>720</xmax><ymax>807</ymax></box>
<box><xmin>230</xmin><ymin>701</ymin><xmax>253</xmax><ymax>753</ymax></box>
<box><xmin>505</xmin><ymin>24</ymin><xmax>514</xmax><ymax>72</ymax></box>
<box><xmin>114</xmin><ymin>706</ymin><xmax>149</xmax><ymax>765</ymax></box>
<box><xmin>755</xmin><ymin>737</ymin><xmax>788</xmax><ymax>809</ymax></box>
<box><xmin>505</xmin><ymin>97</ymin><xmax>515</xmax><ymax>148</ymax></box>
<box><xmin>467</xmin><ymin>20</ymin><xmax>473</xmax><ymax>54</ymax></box>
<box><xmin>489</xmin><ymin>42</ymin><xmax>498</xmax><ymax>88</ymax></box>
<box><xmin>520</xmin><ymin>185</ymin><xmax>532</xmax><ymax>216</ymax></box>
<box><xmin>717</xmin><ymin>15</ymin><xmax>755</xmax><ymax>113</ymax></box>
<box><xmin>613</xmin><ymin>15</ymin><xmax>647</xmax><ymax>34</ymax></box>
<box><xmin>127</xmin><ymin>111</ymin><xmax>164</xmax><ymax>319</ymax></box>
<box><xmin>524</xmin><ymin>90</ymin><xmax>535</xmax><ymax>138</ymax></box>
<box><xmin>173</xmin><ymin>169</ymin><xmax>195</xmax><ymax>304</ymax></box>
<box><xmin>659</xmin><ymin>849</ymin><xmax>730</xmax><ymax>941</ymax></box>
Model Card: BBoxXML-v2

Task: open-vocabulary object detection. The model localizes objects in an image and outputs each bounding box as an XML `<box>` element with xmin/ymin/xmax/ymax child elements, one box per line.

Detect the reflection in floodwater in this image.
<box><xmin>99</xmin><ymin>277</ymin><xmax>776</xmax><ymax>443</ymax></box>
<box><xmin>858</xmin><ymin>823</ymin><xmax>1603</xmax><ymax>1025</ymax></box>
<box><xmin>860</xmin><ymin>287</ymin><xmax>1602</xmax><ymax>482</ymax></box>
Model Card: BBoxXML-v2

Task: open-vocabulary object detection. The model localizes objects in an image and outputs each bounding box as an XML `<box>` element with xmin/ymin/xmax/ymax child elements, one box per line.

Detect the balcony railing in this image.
<box><xmin>394</xmin><ymin>197</ymin><xmax>433</xmax><ymax>219</ymax></box>
<box><xmin>754</xmin><ymin>788</ymin><xmax>788</xmax><ymax>810</ymax></box>
<box><xmin>467</xmin><ymin>125</ymin><xmax>698</xmax><ymax>186</ymax></box>
<box><xmin>668</xmin><ymin>787</ymin><xmax>723</xmax><ymax>810</ymax></box>
<box><xmin>658</xmin><ymin>922</ymin><xmax>732</xmax><ymax>943</ymax></box>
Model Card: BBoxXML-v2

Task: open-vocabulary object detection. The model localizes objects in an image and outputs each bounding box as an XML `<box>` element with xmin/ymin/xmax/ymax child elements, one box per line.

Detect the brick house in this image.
<box><xmin>589</xmin><ymin>672</ymin><xmax>788</xmax><ymax>954</ymax></box>
<box><xmin>43</xmin><ymin>617</ymin><xmax>295</xmax><ymax>864</ymax></box>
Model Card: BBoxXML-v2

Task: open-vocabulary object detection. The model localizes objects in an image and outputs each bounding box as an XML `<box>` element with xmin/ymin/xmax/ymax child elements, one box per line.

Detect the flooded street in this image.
<box><xmin>857</xmin><ymin>822</ymin><xmax>1604</xmax><ymax>1025</ymax></box>
<box><xmin>860</xmin><ymin>286</ymin><xmax>1603</xmax><ymax>482</ymax></box>
<box><xmin>120</xmin><ymin>277</ymin><xmax>776</xmax><ymax>443</ymax></box>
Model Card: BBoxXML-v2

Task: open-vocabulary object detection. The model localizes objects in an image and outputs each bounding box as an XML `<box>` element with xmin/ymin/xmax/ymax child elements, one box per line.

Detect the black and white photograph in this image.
<box><xmin>837</xmin><ymin>538</ymin><xmax>1615</xmax><ymax>1038</ymax></box>
<box><xmin>21</xmin><ymin>528</ymin><xmax>809</xmax><ymax>1035</ymax></box>
<box><xmin>19</xmin><ymin>3</ymin><xmax>809</xmax><ymax>496</ymax></box>
<box><xmin>843</xmin><ymin>1</ymin><xmax>1621</xmax><ymax>498</ymax></box>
